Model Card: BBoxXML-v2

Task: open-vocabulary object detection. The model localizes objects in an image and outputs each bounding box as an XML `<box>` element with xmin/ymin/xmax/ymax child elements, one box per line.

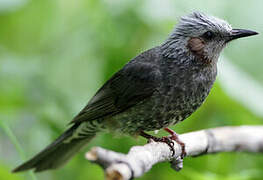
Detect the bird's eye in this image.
<box><xmin>202</xmin><ymin>31</ymin><xmax>215</xmax><ymax>40</ymax></box>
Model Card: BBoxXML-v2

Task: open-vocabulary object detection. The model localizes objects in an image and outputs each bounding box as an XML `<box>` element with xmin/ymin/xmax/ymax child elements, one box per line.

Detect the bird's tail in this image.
<box><xmin>12</xmin><ymin>122</ymin><xmax>97</xmax><ymax>173</ymax></box>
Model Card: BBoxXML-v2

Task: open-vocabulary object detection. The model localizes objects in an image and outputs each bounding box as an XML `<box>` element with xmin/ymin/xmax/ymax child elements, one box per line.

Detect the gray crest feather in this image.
<box><xmin>176</xmin><ymin>11</ymin><xmax>232</xmax><ymax>36</ymax></box>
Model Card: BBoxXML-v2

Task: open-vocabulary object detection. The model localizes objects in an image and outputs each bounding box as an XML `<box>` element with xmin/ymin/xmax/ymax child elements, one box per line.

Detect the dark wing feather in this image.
<box><xmin>71</xmin><ymin>61</ymin><xmax>162</xmax><ymax>124</ymax></box>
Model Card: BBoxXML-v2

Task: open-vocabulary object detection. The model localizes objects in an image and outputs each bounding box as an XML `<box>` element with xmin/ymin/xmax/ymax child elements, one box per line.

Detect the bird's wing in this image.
<box><xmin>71</xmin><ymin>60</ymin><xmax>162</xmax><ymax>124</ymax></box>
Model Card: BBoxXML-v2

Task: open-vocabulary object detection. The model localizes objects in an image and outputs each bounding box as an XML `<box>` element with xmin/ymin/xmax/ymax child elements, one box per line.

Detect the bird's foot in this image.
<box><xmin>164</xmin><ymin>128</ymin><xmax>186</xmax><ymax>158</ymax></box>
<box><xmin>140</xmin><ymin>130</ymin><xmax>185</xmax><ymax>158</ymax></box>
<box><xmin>140</xmin><ymin>131</ymin><xmax>175</xmax><ymax>154</ymax></box>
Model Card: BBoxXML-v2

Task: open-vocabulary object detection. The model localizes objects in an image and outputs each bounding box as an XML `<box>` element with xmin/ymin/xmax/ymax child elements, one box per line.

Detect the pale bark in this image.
<box><xmin>86</xmin><ymin>126</ymin><xmax>263</xmax><ymax>180</ymax></box>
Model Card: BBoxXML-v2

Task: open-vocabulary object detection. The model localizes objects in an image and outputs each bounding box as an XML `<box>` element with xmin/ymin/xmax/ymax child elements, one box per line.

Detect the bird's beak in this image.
<box><xmin>227</xmin><ymin>29</ymin><xmax>258</xmax><ymax>42</ymax></box>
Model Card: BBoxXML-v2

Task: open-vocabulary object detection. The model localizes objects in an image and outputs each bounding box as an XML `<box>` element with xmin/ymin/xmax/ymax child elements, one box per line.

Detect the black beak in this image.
<box><xmin>227</xmin><ymin>29</ymin><xmax>258</xmax><ymax>42</ymax></box>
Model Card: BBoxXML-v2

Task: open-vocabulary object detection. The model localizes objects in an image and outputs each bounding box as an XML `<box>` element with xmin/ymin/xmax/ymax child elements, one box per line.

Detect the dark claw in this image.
<box><xmin>139</xmin><ymin>130</ymin><xmax>186</xmax><ymax>158</ymax></box>
<box><xmin>164</xmin><ymin>128</ymin><xmax>186</xmax><ymax>158</ymax></box>
<box><xmin>161</xmin><ymin>137</ymin><xmax>176</xmax><ymax>156</ymax></box>
<box><xmin>140</xmin><ymin>131</ymin><xmax>177</xmax><ymax>156</ymax></box>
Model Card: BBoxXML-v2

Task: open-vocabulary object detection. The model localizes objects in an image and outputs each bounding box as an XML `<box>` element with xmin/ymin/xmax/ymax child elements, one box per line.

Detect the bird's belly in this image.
<box><xmin>108</xmin><ymin>88</ymin><xmax>208</xmax><ymax>135</ymax></box>
<box><xmin>155</xmin><ymin>90</ymin><xmax>207</xmax><ymax>127</ymax></box>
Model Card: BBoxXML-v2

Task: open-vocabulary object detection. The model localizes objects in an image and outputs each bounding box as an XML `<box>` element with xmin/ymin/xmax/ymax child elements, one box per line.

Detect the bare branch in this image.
<box><xmin>86</xmin><ymin>126</ymin><xmax>263</xmax><ymax>180</ymax></box>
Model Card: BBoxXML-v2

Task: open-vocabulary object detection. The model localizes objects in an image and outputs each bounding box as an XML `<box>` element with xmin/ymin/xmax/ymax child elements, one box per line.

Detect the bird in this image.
<box><xmin>13</xmin><ymin>11</ymin><xmax>258</xmax><ymax>173</ymax></box>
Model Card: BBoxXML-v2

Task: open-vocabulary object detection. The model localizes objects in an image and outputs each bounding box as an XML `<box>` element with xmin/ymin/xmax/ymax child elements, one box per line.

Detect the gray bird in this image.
<box><xmin>13</xmin><ymin>12</ymin><xmax>258</xmax><ymax>172</ymax></box>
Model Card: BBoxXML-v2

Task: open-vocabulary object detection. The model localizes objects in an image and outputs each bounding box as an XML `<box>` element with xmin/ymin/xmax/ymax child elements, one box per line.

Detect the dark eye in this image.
<box><xmin>202</xmin><ymin>31</ymin><xmax>215</xmax><ymax>40</ymax></box>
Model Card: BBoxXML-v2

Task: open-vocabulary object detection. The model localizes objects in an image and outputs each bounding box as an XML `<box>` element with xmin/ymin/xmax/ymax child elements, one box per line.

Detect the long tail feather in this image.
<box><xmin>12</xmin><ymin>123</ymin><xmax>96</xmax><ymax>172</ymax></box>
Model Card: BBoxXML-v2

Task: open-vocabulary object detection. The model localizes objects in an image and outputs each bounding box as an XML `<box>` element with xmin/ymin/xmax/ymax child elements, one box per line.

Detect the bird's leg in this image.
<box><xmin>140</xmin><ymin>130</ymin><xmax>186</xmax><ymax>158</ymax></box>
<box><xmin>164</xmin><ymin>128</ymin><xmax>186</xmax><ymax>158</ymax></box>
<box><xmin>139</xmin><ymin>131</ymin><xmax>175</xmax><ymax>155</ymax></box>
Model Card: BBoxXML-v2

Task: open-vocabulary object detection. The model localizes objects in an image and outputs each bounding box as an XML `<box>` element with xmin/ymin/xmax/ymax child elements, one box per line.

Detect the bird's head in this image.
<box><xmin>161</xmin><ymin>12</ymin><xmax>258</xmax><ymax>64</ymax></box>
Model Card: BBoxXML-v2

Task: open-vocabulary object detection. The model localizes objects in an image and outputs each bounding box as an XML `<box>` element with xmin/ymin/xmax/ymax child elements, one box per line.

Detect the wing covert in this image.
<box><xmin>71</xmin><ymin>61</ymin><xmax>162</xmax><ymax>124</ymax></box>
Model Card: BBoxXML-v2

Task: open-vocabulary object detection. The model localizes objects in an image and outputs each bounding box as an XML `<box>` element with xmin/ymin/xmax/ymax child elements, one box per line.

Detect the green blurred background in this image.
<box><xmin>0</xmin><ymin>0</ymin><xmax>263</xmax><ymax>179</ymax></box>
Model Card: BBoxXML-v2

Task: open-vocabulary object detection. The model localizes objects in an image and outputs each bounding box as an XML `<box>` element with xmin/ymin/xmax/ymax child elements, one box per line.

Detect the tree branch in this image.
<box><xmin>85</xmin><ymin>126</ymin><xmax>263</xmax><ymax>180</ymax></box>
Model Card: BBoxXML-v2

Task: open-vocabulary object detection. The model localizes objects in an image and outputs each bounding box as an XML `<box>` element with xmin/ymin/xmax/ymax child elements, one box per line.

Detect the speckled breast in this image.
<box><xmin>109</xmin><ymin>64</ymin><xmax>217</xmax><ymax>135</ymax></box>
<box><xmin>148</xmin><ymin>64</ymin><xmax>217</xmax><ymax>130</ymax></box>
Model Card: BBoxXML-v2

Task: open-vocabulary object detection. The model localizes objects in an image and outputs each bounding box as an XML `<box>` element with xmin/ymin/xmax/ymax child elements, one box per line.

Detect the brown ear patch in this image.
<box><xmin>187</xmin><ymin>37</ymin><xmax>211</xmax><ymax>64</ymax></box>
<box><xmin>187</xmin><ymin>37</ymin><xmax>205</xmax><ymax>56</ymax></box>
